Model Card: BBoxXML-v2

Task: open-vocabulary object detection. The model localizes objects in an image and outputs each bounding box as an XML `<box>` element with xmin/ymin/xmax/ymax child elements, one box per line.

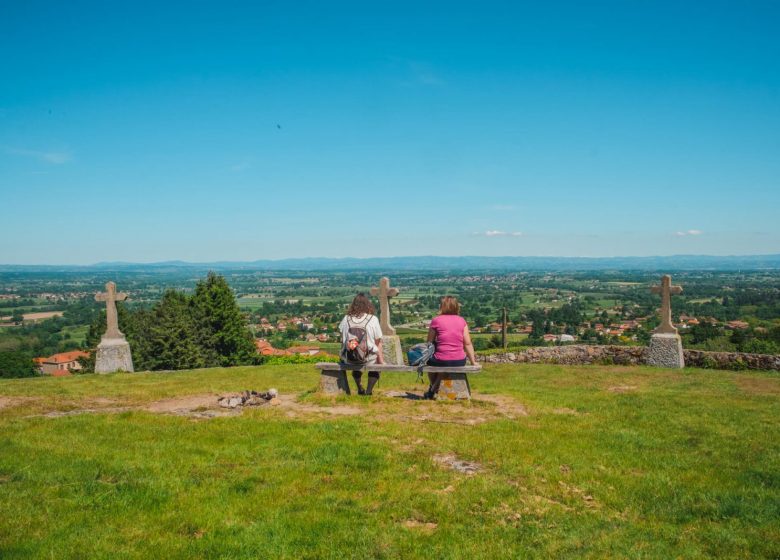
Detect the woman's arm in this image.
<box><xmin>427</xmin><ymin>327</ymin><xmax>436</xmax><ymax>344</ymax></box>
<box><xmin>463</xmin><ymin>325</ymin><xmax>477</xmax><ymax>365</ymax></box>
<box><xmin>375</xmin><ymin>338</ymin><xmax>384</xmax><ymax>364</ymax></box>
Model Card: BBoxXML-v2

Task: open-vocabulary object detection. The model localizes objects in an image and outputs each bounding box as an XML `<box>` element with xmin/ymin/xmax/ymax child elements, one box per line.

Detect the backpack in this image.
<box><xmin>407</xmin><ymin>342</ymin><xmax>435</xmax><ymax>366</ymax></box>
<box><xmin>341</xmin><ymin>315</ymin><xmax>372</xmax><ymax>365</ymax></box>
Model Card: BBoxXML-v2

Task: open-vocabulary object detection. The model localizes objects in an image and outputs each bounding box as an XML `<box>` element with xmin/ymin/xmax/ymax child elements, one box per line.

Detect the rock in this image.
<box><xmin>218</xmin><ymin>389</ymin><xmax>282</xmax><ymax>409</ymax></box>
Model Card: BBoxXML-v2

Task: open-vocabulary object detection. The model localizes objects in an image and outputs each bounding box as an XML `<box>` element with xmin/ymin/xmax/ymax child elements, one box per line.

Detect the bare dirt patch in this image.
<box><xmin>476</xmin><ymin>394</ymin><xmax>529</xmax><ymax>418</ymax></box>
<box><xmin>522</xmin><ymin>494</ymin><xmax>573</xmax><ymax>513</ymax></box>
<box><xmin>278</xmin><ymin>394</ymin><xmax>362</xmax><ymax>418</ymax></box>
<box><xmin>377</xmin><ymin>391</ymin><xmax>529</xmax><ymax>425</ymax></box>
<box><xmin>607</xmin><ymin>385</ymin><xmax>638</xmax><ymax>393</ymax></box>
<box><xmin>145</xmin><ymin>394</ymin><xmax>240</xmax><ymax>419</ymax></box>
<box><xmin>736</xmin><ymin>376</ymin><xmax>780</xmax><ymax>396</ymax></box>
<box><xmin>552</xmin><ymin>407</ymin><xmax>581</xmax><ymax>415</ymax></box>
<box><xmin>25</xmin><ymin>392</ymin><xmax>362</xmax><ymax>420</ymax></box>
<box><xmin>402</xmin><ymin>520</ymin><xmax>438</xmax><ymax>533</ymax></box>
<box><xmin>558</xmin><ymin>480</ymin><xmax>599</xmax><ymax>509</ymax></box>
<box><xmin>146</xmin><ymin>394</ymin><xmax>221</xmax><ymax>414</ymax></box>
<box><xmin>433</xmin><ymin>454</ymin><xmax>481</xmax><ymax>475</ymax></box>
<box><xmin>17</xmin><ymin>389</ymin><xmax>530</xmax><ymax>424</ymax></box>
<box><xmin>0</xmin><ymin>396</ymin><xmax>37</xmax><ymax>410</ymax></box>
<box><xmin>43</xmin><ymin>406</ymin><xmax>133</xmax><ymax>418</ymax></box>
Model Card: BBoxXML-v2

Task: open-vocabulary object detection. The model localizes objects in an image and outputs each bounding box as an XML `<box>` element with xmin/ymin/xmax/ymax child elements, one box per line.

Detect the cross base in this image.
<box><xmin>646</xmin><ymin>333</ymin><xmax>684</xmax><ymax>369</ymax></box>
<box><xmin>381</xmin><ymin>335</ymin><xmax>404</xmax><ymax>365</ymax></box>
<box><xmin>95</xmin><ymin>337</ymin><xmax>134</xmax><ymax>373</ymax></box>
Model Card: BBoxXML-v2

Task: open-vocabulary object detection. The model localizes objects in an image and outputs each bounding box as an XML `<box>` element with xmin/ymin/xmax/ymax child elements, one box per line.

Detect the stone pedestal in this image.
<box><xmin>382</xmin><ymin>335</ymin><xmax>404</xmax><ymax>365</ymax></box>
<box><xmin>646</xmin><ymin>333</ymin><xmax>684</xmax><ymax>369</ymax></box>
<box><xmin>319</xmin><ymin>370</ymin><xmax>350</xmax><ymax>395</ymax></box>
<box><xmin>436</xmin><ymin>373</ymin><xmax>471</xmax><ymax>400</ymax></box>
<box><xmin>95</xmin><ymin>337</ymin><xmax>134</xmax><ymax>373</ymax></box>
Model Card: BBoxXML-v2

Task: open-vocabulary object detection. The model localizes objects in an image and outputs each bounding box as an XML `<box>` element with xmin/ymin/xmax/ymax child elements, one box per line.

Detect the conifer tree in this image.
<box><xmin>191</xmin><ymin>272</ymin><xmax>256</xmax><ymax>367</ymax></box>
<box><xmin>146</xmin><ymin>290</ymin><xmax>205</xmax><ymax>370</ymax></box>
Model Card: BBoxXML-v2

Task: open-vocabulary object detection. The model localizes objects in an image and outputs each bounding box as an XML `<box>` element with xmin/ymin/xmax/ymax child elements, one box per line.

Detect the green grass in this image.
<box><xmin>314</xmin><ymin>342</ymin><xmax>341</xmax><ymax>353</ymax></box>
<box><xmin>59</xmin><ymin>324</ymin><xmax>90</xmax><ymax>345</ymax></box>
<box><xmin>0</xmin><ymin>364</ymin><xmax>778</xmax><ymax>559</ymax></box>
<box><xmin>395</xmin><ymin>327</ymin><xmax>428</xmax><ymax>335</ymax></box>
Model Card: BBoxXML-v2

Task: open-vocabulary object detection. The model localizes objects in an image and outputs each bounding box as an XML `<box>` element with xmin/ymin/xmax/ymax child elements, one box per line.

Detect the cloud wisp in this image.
<box><xmin>476</xmin><ymin>230</ymin><xmax>523</xmax><ymax>237</ymax></box>
<box><xmin>409</xmin><ymin>62</ymin><xmax>444</xmax><ymax>86</ymax></box>
<box><xmin>229</xmin><ymin>159</ymin><xmax>252</xmax><ymax>172</ymax></box>
<box><xmin>7</xmin><ymin>147</ymin><xmax>72</xmax><ymax>164</ymax></box>
<box><xmin>675</xmin><ymin>229</ymin><xmax>703</xmax><ymax>237</ymax></box>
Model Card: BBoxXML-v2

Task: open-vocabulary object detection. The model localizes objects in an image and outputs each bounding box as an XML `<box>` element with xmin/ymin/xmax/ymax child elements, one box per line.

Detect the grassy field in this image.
<box><xmin>59</xmin><ymin>324</ymin><xmax>90</xmax><ymax>345</ymax></box>
<box><xmin>0</xmin><ymin>364</ymin><xmax>778</xmax><ymax>559</ymax></box>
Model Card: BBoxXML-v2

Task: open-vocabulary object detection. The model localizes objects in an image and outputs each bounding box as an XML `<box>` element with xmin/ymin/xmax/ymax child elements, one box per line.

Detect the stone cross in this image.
<box><xmin>370</xmin><ymin>276</ymin><xmax>399</xmax><ymax>335</ymax></box>
<box><xmin>95</xmin><ymin>281</ymin><xmax>128</xmax><ymax>339</ymax></box>
<box><xmin>650</xmin><ymin>274</ymin><xmax>683</xmax><ymax>334</ymax></box>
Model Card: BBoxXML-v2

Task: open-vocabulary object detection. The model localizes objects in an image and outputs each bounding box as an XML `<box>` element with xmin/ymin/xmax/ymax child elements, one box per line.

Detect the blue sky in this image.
<box><xmin>1</xmin><ymin>1</ymin><xmax>778</xmax><ymax>264</ymax></box>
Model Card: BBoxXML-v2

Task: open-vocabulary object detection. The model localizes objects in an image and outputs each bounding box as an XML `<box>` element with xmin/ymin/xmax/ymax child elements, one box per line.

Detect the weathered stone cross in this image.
<box><xmin>650</xmin><ymin>274</ymin><xmax>683</xmax><ymax>334</ymax></box>
<box><xmin>370</xmin><ymin>276</ymin><xmax>399</xmax><ymax>335</ymax></box>
<box><xmin>95</xmin><ymin>281</ymin><xmax>128</xmax><ymax>339</ymax></box>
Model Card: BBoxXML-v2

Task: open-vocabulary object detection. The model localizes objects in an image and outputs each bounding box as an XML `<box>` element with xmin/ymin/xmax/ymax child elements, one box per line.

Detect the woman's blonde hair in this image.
<box><xmin>439</xmin><ymin>296</ymin><xmax>461</xmax><ymax>315</ymax></box>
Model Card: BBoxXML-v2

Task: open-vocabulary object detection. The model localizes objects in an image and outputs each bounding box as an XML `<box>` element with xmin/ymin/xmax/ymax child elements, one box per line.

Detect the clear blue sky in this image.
<box><xmin>1</xmin><ymin>1</ymin><xmax>778</xmax><ymax>264</ymax></box>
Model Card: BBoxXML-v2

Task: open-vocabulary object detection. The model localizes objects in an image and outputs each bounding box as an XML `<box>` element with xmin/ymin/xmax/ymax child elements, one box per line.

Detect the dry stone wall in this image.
<box><xmin>683</xmin><ymin>349</ymin><xmax>780</xmax><ymax>371</ymax></box>
<box><xmin>477</xmin><ymin>345</ymin><xmax>780</xmax><ymax>371</ymax></box>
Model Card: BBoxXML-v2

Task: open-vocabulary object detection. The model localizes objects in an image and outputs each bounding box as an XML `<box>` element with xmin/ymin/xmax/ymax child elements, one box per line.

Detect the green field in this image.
<box><xmin>59</xmin><ymin>325</ymin><xmax>90</xmax><ymax>345</ymax></box>
<box><xmin>1</xmin><ymin>364</ymin><xmax>778</xmax><ymax>558</ymax></box>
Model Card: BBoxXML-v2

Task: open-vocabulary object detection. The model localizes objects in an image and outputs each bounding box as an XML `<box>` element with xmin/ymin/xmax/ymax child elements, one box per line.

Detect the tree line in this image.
<box><xmin>83</xmin><ymin>272</ymin><xmax>257</xmax><ymax>372</ymax></box>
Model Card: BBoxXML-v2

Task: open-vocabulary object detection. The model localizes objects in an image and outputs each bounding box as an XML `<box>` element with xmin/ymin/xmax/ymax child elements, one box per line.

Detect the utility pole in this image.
<box><xmin>502</xmin><ymin>307</ymin><xmax>507</xmax><ymax>350</ymax></box>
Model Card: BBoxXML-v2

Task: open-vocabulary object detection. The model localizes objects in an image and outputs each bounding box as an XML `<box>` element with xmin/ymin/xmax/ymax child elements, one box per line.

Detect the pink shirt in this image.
<box><xmin>430</xmin><ymin>314</ymin><xmax>467</xmax><ymax>361</ymax></box>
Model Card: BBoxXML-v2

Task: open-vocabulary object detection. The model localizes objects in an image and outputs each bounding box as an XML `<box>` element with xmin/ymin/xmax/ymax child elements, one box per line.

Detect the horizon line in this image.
<box><xmin>2</xmin><ymin>253</ymin><xmax>780</xmax><ymax>268</ymax></box>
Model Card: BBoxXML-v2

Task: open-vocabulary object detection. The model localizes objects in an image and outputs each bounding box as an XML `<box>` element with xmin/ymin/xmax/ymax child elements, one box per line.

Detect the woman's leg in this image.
<box><xmin>424</xmin><ymin>372</ymin><xmax>439</xmax><ymax>398</ymax></box>
<box><xmin>366</xmin><ymin>371</ymin><xmax>380</xmax><ymax>395</ymax></box>
<box><xmin>352</xmin><ymin>371</ymin><xmax>365</xmax><ymax>394</ymax></box>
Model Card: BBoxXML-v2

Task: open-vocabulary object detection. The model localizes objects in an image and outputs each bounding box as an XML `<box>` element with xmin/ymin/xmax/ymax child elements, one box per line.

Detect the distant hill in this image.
<box><xmin>3</xmin><ymin>254</ymin><xmax>780</xmax><ymax>272</ymax></box>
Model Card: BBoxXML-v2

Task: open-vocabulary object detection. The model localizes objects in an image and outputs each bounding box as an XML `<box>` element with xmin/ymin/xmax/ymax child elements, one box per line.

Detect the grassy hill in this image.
<box><xmin>1</xmin><ymin>364</ymin><xmax>778</xmax><ymax>559</ymax></box>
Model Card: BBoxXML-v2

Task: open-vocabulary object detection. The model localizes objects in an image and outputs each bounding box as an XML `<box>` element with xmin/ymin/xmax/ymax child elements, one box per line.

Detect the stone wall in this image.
<box><xmin>477</xmin><ymin>344</ymin><xmax>780</xmax><ymax>371</ymax></box>
<box><xmin>683</xmin><ymin>349</ymin><xmax>780</xmax><ymax>371</ymax></box>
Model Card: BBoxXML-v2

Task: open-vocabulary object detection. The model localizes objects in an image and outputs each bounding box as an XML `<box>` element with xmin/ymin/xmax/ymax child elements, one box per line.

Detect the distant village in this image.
<box><xmin>3</xmin><ymin>269</ymin><xmax>774</xmax><ymax>378</ymax></box>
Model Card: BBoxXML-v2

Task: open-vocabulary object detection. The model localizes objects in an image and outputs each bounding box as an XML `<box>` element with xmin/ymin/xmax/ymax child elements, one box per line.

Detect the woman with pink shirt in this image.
<box><xmin>423</xmin><ymin>296</ymin><xmax>477</xmax><ymax>399</ymax></box>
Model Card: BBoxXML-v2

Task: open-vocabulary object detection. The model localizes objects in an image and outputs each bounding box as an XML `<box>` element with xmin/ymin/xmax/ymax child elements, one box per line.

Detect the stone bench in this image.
<box><xmin>315</xmin><ymin>362</ymin><xmax>482</xmax><ymax>400</ymax></box>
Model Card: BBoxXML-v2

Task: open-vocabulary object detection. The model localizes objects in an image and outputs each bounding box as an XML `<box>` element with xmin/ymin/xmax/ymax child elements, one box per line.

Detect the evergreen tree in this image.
<box><xmin>124</xmin><ymin>308</ymin><xmax>154</xmax><ymax>371</ymax></box>
<box><xmin>146</xmin><ymin>290</ymin><xmax>205</xmax><ymax>370</ymax></box>
<box><xmin>191</xmin><ymin>272</ymin><xmax>257</xmax><ymax>367</ymax></box>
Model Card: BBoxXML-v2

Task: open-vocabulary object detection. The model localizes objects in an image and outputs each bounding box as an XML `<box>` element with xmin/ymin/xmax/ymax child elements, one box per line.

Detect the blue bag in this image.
<box><xmin>407</xmin><ymin>342</ymin><xmax>435</xmax><ymax>366</ymax></box>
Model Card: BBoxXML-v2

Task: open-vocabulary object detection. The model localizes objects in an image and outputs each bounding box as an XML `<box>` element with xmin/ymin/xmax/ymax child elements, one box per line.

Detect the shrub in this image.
<box><xmin>262</xmin><ymin>353</ymin><xmax>338</xmax><ymax>365</ymax></box>
<box><xmin>700</xmin><ymin>355</ymin><xmax>719</xmax><ymax>370</ymax></box>
<box><xmin>0</xmin><ymin>351</ymin><xmax>38</xmax><ymax>379</ymax></box>
<box><xmin>730</xmin><ymin>357</ymin><xmax>749</xmax><ymax>371</ymax></box>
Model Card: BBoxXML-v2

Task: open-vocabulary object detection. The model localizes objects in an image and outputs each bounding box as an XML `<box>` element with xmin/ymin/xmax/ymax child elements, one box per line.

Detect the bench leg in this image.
<box><xmin>320</xmin><ymin>371</ymin><xmax>351</xmax><ymax>395</ymax></box>
<box><xmin>436</xmin><ymin>373</ymin><xmax>471</xmax><ymax>400</ymax></box>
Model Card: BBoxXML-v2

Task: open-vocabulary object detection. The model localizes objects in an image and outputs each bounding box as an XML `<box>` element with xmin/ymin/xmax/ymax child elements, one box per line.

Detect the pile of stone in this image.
<box><xmin>218</xmin><ymin>389</ymin><xmax>279</xmax><ymax>409</ymax></box>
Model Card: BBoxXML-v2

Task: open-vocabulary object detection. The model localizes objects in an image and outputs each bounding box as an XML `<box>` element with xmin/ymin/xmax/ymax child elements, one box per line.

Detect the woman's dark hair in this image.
<box><xmin>347</xmin><ymin>292</ymin><xmax>375</xmax><ymax>317</ymax></box>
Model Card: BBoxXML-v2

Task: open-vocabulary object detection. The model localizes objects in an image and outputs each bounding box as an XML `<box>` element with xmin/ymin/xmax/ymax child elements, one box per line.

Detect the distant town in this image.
<box><xmin>1</xmin><ymin>266</ymin><xmax>777</xmax><ymax>378</ymax></box>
